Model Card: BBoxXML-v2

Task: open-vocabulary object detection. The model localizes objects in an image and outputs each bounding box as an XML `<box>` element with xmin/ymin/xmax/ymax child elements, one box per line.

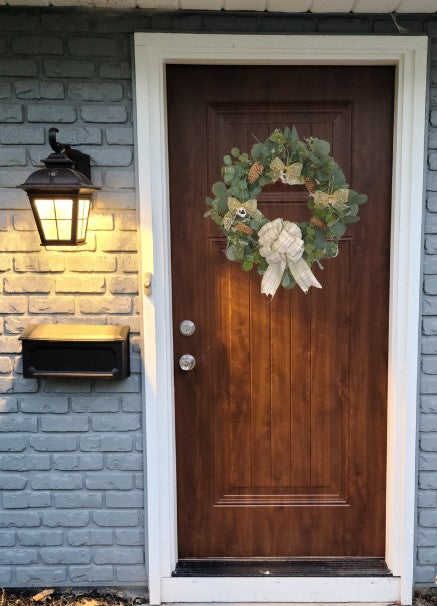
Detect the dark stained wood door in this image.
<box><xmin>168</xmin><ymin>66</ymin><xmax>394</xmax><ymax>559</ymax></box>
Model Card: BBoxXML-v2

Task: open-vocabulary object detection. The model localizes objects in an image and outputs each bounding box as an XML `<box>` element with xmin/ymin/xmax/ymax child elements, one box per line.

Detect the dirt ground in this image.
<box><xmin>415</xmin><ymin>588</ymin><xmax>437</xmax><ymax>606</ymax></box>
<box><xmin>1</xmin><ymin>587</ymin><xmax>436</xmax><ymax>606</ymax></box>
<box><xmin>0</xmin><ymin>589</ymin><xmax>148</xmax><ymax>606</ymax></box>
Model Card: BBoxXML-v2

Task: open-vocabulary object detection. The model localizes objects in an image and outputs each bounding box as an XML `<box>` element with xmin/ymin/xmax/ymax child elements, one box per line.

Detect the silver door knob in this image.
<box><xmin>179</xmin><ymin>320</ymin><xmax>195</xmax><ymax>336</ymax></box>
<box><xmin>179</xmin><ymin>354</ymin><xmax>196</xmax><ymax>372</ymax></box>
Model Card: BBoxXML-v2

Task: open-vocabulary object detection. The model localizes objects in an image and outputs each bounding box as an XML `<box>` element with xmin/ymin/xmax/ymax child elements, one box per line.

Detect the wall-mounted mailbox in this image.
<box><xmin>19</xmin><ymin>324</ymin><xmax>130</xmax><ymax>380</ymax></box>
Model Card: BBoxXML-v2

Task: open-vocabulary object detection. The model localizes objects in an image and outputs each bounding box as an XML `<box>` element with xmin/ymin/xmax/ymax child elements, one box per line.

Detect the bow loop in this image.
<box><xmin>269</xmin><ymin>157</ymin><xmax>305</xmax><ymax>185</ymax></box>
<box><xmin>312</xmin><ymin>188</ymin><xmax>350</xmax><ymax>212</ymax></box>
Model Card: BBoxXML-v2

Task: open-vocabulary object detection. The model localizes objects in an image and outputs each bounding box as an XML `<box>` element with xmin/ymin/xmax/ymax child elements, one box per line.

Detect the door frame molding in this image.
<box><xmin>133</xmin><ymin>33</ymin><xmax>428</xmax><ymax>605</ymax></box>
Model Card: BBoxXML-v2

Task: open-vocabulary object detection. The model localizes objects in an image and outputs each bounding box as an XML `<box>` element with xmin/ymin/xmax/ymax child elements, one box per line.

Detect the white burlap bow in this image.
<box><xmin>258</xmin><ymin>219</ymin><xmax>322</xmax><ymax>297</ymax></box>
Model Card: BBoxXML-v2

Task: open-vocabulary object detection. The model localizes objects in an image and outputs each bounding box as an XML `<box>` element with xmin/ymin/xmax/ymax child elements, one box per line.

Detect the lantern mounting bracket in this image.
<box><xmin>48</xmin><ymin>127</ymin><xmax>91</xmax><ymax>180</ymax></box>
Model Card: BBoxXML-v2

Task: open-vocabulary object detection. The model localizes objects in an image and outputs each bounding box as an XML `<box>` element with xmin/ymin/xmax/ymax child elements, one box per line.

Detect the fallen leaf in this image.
<box><xmin>32</xmin><ymin>591</ymin><xmax>54</xmax><ymax>602</ymax></box>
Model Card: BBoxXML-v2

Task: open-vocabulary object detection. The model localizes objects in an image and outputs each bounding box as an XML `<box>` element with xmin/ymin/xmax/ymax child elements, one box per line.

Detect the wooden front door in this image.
<box><xmin>168</xmin><ymin>65</ymin><xmax>394</xmax><ymax>561</ymax></box>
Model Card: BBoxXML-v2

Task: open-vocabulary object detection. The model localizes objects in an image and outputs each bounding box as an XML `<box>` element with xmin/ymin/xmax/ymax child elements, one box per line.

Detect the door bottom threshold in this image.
<box><xmin>172</xmin><ymin>558</ymin><xmax>391</xmax><ymax>577</ymax></box>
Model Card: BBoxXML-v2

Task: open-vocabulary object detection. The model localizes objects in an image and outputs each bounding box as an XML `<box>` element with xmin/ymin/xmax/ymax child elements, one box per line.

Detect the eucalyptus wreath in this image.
<box><xmin>205</xmin><ymin>126</ymin><xmax>367</xmax><ymax>297</ymax></box>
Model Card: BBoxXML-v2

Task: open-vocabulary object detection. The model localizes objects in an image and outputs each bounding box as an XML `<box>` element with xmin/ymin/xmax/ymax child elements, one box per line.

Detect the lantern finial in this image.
<box><xmin>48</xmin><ymin>127</ymin><xmax>62</xmax><ymax>154</ymax></box>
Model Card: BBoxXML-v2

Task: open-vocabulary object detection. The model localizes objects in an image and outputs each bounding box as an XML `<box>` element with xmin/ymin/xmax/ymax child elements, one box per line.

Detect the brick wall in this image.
<box><xmin>0</xmin><ymin>10</ymin><xmax>144</xmax><ymax>587</ymax></box>
<box><xmin>0</xmin><ymin>5</ymin><xmax>436</xmax><ymax>589</ymax></box>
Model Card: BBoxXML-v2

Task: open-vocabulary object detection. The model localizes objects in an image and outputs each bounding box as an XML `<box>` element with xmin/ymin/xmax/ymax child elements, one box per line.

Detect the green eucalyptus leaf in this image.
<box><xmin>223</xmin><ymin>155</ymin><xmax>232</xmax><ymax>166</ymax></box>
<box><xmin>324</xmin><ymin>241</ymin><xmax>339</xmax><ymax>258</ymax></box>
<box><xmin>212</xmin><ymin>182</ymin><xmax>227</xmax><ymax>197</ymax></box>
<box><xmin>231</xmin><ymin>147</ymin><xmax>240</xmax><ymax>157</ymax></box>
<box><xmin>242</xmin><ymin>259</ymin><xmax>253</xmax><ymax>271</ymax></box>
<box><xmin>248</xmin><ymin>184</ymin><xmax>261</xmax><ymax>198</ymax></box>
<box><xmin>314</xmin><ymin>230</ymin><xmax>326</xmax><ymax>249</ymax></box>
<box><xmin>330</xmin><ymin>221</ymin><xmax>346</xmax><ymax>238</ymax></box>
<box><xmin>217</xmin><ymin>197</ymin><xmax>228</xmax><ymax>211</ymax></box>
<box><xmin>348</xmin><ymin>203</ymin><xmax>358</xmax><ymax>216</ymax></box>
<box><xmin>354</xmin><ymin>194</ymin><xmax>368</xmax><ymax>205</ymax></box>
<box><xmin>226</xmin><ymin>246</ymin><xmax>236</xmax><ymax>261</ymax></box>
<box><xmin>281</xmin><ymin>270</ymin><xmax>292</xmax><ymax>288</ymax></box>
<box><xmin>251</xmin><ymin>143</ymin><xmax>264</xmax><ymax>159</ymax></box>
<box><xmin>258</xmin><ymin>258</ymin><xmax>268</xmax><ymax>273</ymax></box>
<box><xmin>313</xmin><ymin>139</ymin><xmax>330</xmax><ymax>156</ymax></box>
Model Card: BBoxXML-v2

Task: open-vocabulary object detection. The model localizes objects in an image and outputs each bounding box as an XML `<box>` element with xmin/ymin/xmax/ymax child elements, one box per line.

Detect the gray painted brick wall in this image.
<box><xmin>0</xmin><ymin>5</ymin><xmax>436</xmax><ymax>589</ymax></box>
<box><xmin>0</xmin><ymin>9</ymin><xmax>144</xmax><ymax>587</ymax></box>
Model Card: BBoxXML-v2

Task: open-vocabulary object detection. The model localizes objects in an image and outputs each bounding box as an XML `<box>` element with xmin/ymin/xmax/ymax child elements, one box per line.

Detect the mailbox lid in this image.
<box><xmin>19</xmin><ymin>324</ymin><xmax>130</xmax><ymax>380</ymax></box>
<box><xmin>20</xmin><ymin>324</ymin><xmax>129</xmax><ymax>342</ymax></box>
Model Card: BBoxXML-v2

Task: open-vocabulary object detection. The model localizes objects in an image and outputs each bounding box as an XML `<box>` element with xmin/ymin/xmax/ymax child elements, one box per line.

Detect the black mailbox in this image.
<box><xmin>20</xmin><ymin>324</ymin><xmax>130</xmax><ymax>380</ymax></box>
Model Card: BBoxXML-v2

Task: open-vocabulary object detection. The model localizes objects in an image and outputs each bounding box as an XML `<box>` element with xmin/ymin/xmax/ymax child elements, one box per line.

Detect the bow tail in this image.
<box><xmin>223</xmin><ymin>211</ymin><xmax>235</xmax><ymax>231</ymax></box>
<box><xmin>261</xmin><ymin>260</ymin><xmax>286</xmax><ymax>298</ymax></box>
<box><xmin>288</xmin><ymin>258</ymin><xmax>322</xmax><ymax>294</ymax></box>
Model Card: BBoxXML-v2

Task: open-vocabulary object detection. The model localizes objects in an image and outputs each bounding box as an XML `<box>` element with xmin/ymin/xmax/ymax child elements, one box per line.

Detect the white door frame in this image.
<box><xmin>133</xmin><ymin>33</ymin><xmax>428</xmax><ymax>605</ymax></box>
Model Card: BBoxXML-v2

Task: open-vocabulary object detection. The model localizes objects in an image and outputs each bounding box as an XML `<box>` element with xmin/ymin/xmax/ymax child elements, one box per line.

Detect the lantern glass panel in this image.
<box><xmin>78</xmin><ymin>199</ymin><xmax>91</xmax><ymax>241</ymax></box>
<box><xmin>35</xmin><ymin>198</ymin><xmax>74</xmax><ymax>242</ymax></box>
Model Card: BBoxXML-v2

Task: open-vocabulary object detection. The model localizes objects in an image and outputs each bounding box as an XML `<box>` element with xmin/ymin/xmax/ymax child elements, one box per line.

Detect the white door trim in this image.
<box><xmin>133</xmin><ymin>33</ymin><xmax>428</xmax><ymax>606</ymax></box>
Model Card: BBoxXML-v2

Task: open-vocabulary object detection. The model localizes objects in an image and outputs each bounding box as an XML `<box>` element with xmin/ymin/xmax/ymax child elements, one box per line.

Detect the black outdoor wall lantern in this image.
<box><xmin>18</xmin><ymin>127</ymin><xmax>100</xmax><ymax>246</ymax></box>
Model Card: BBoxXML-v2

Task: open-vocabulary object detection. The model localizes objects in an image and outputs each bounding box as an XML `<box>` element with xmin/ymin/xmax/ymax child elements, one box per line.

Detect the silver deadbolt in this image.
<box><xmin>179</xmin><ymin>354</ymin><xmax>196</xmax><ymax>372</ymax></box>
<box><xmin>179</xmin><ymin>320</ymin><xmax>195</xmax><ymax>336</ymax></box>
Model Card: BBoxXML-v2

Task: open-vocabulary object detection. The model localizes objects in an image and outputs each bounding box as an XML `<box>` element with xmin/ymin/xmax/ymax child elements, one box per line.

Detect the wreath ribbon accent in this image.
<box><xmin>258</xmin><ymin>219</ymin><xmax>322</xmax><ymax>297</ymax></box>
<box><xmin>269</xmin><ymin>158</ymin><xmax>305</xmax><ymax>185</ymax></box>
<box><xmin>223</xmin><ymin>197</ymin><xmax>263</xmax><ymax>231</ymax></box>
<box><xmin>312</xmin><ymin>188</ymin><xmax>350</xmax><ymax>212</ymax></box>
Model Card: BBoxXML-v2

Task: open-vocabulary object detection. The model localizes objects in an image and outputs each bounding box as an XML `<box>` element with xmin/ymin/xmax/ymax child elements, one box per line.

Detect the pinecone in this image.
<box><xmin>310</xmin><ymin>216</ymin><xmax>327</xmax><ymax>231</ymax></box>
<box><xmin>304</xmin><ymin>177</ymin><xmax>318</xmax><ymax>193</ymax></box>
<box><xmin>247</xmin><ymin>161</ymin><xmax>264</xmax><ymax>184</ymax></box>
<box><xmin>235</xmin><ymin>222</ymin><xmax>254</xmax><ymax>236</ymax></box>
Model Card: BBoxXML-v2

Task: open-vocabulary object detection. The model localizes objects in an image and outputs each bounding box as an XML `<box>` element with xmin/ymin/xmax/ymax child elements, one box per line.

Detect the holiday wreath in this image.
<box><xmin>205</xmin><ymin>126</ymin><xmax>368</xmax><ymax>297</ymax></box>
